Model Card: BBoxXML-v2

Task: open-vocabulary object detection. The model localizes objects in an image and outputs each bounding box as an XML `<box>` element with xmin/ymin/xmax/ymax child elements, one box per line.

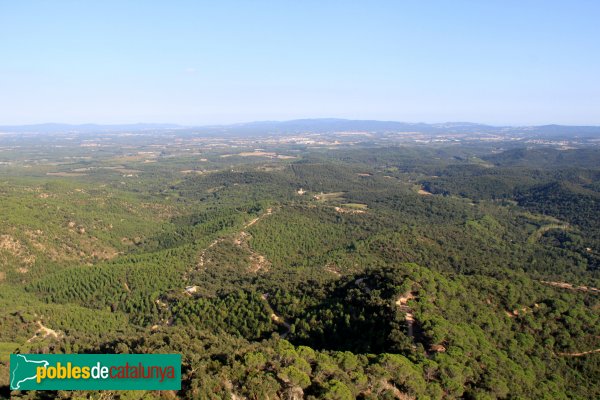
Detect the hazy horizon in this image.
<box><xmin>2</xmin><ymin>118</ymin><xmax>600</xmax><ymax>129</ymax></box>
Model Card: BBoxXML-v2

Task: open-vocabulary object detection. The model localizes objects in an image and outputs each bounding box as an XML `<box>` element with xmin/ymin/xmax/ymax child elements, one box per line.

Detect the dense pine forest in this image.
<box><xmin>0</xmin><ymin>139</ymin><xmax>599</xmax><ymax>399</ymax></box>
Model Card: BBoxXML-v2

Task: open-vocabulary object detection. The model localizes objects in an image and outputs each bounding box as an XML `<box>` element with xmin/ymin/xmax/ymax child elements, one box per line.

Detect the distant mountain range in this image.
<box><xmin>193</xmin><ymin>119</ymin><xmax>600</xmax><ymax>137</ymax></box>
<box><xmin>1</xmin><ymin>119</ymin><xmax>600</xmax><ymax>138</ymax></box>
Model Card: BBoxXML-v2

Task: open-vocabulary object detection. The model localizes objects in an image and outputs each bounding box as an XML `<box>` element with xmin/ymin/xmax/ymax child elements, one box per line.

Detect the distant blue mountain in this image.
<box><xmin>188</xmin><ymin>119</ymin><xmax>600</xmax><ymax>138</ymax></box>
<box><xmin>1</xmin><ymin>119</ymin><xmax>599</xmax><ymax>138</ymax></box>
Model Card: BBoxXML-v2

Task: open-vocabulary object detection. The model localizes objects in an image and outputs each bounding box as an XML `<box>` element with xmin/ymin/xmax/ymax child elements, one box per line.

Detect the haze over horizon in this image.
<box><xmin>1</xmin><ymin>1</ymin><xmax>599</xmax><ymax>126</ymax></box>
<box><xmin>2</xmin><ymin>118</ymin><xmax>600</xmax><ymax>129</ymax></box>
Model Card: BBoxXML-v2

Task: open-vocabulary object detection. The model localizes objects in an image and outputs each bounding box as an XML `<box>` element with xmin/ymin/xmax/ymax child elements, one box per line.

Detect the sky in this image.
<box><xmin>1</xmin><ymin>1</ymin><xmax>599</xmax><ymax>126</ymax></box>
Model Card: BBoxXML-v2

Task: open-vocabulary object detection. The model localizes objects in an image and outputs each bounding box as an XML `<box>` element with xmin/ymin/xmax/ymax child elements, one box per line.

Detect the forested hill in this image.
<box><xmin>1</xmin><ymin>143</ymin><xmax>598</xmax><ymax>399</ymax></box>
<box><xmin>484</xmin><ymin>147</ymin><xmax>600</xmax><ymax>168</ymax></box>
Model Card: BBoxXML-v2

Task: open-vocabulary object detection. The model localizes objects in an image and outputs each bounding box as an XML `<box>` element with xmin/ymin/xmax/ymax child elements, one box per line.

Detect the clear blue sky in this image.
<box><xmin>1</xmin><ymin>1</ymin><xmax>599</xmax><ymax>125</ymax></box>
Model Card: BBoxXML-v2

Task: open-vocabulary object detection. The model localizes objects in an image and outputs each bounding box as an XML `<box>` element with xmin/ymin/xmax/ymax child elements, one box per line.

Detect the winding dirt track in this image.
<box><xmin>27</xmin><ymin>321</ymin><xmax>60</xmax><ymax>342</ymax></box>
<box><xmin>558</xmin><ymin>349</ymin><xmax>600</xmax><ymax>357</ymax></box>
<box><xmin>395</xmin><ymin>293</ymin><xmax>415</xmax><ymax>338</ymax></box>
<box><xmin>539</xmin><ymin>280</ymin><xmax>600</xmax><ymax>294</ymax></box>
<box><xmin>195</xmin><ymin>207</ymin><xmax>274</xmax><ymax>271</ymax></box>
<box><xmin>270</xmin><ymin>312</ymin><xmax>291</xmax><ymax>339</ymax></box>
